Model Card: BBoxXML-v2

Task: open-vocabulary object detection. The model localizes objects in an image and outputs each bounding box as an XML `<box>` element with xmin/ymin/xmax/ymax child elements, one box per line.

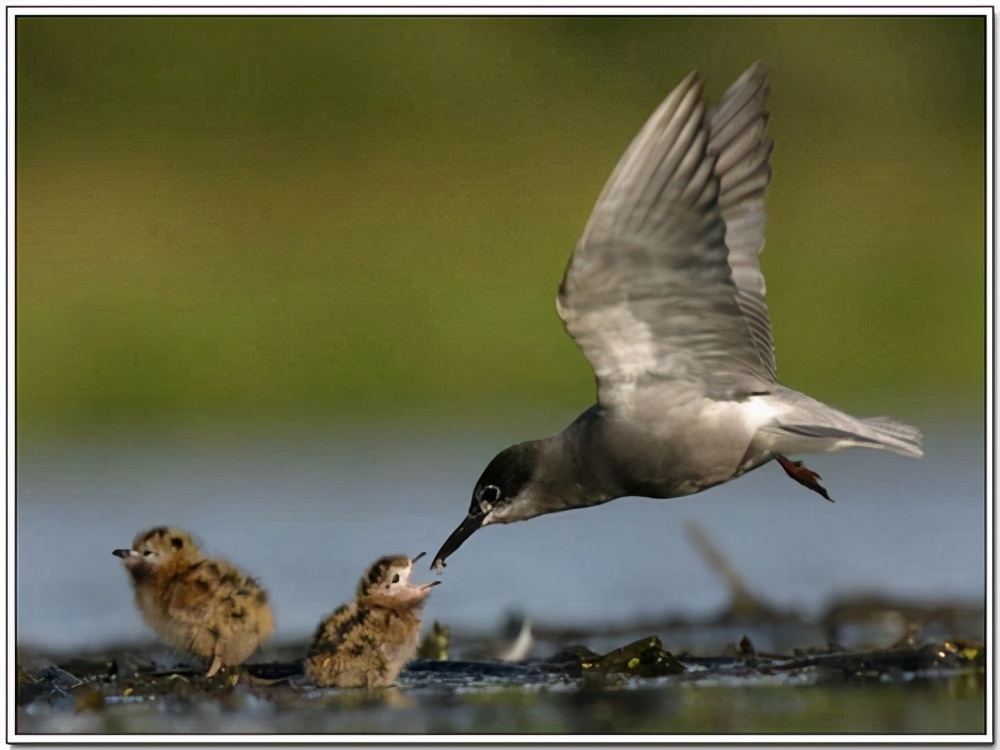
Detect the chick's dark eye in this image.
<box><xmin>143</xmin><ymin>550</ymin><xmax>153</xmax><ymax>557</ymax></box>
<box><xmin>391</xmin><ymin>574</ymin><xmax>400</xmax><ymax>584</ymax></box>
<box><xmin>479</xmin><ymin>485</ymin><xmax>500</xmax><ymax>504</ymax></box>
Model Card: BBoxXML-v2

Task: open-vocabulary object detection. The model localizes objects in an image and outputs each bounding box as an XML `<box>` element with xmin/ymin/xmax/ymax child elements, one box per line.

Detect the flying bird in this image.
<box><xmin>432</xmin><ymin>61</ymin><xmax>922</xmax><ymax>571</ymax></box>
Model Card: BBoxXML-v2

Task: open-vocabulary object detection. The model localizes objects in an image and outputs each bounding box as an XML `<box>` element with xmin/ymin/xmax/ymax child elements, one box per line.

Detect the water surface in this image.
<box><xmin>17</xmin><ymin>416</ymin><xmax>984</xmax><ymax>653</ymax></box>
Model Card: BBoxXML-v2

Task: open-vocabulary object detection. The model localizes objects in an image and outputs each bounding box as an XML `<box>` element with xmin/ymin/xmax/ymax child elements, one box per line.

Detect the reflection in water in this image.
<box><xmin>16</xmin><ymin>418</ymin><xmax>984</xmax><ymax>652</ymax></box>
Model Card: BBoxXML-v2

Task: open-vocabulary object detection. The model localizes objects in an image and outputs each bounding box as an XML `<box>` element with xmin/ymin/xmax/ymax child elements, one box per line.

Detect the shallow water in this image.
<box><xmin>17</xmin><ymin>654</ymin><xmax>986</xmax><ymax>735</ymax></box>
<box><xmin>17</xmin><ymin>415</ymin><xmax>984</xmax><ymax>653</ymax></box>
<box><xmin>15</xmin><ymin>415</ymin><xmax>986</xmax><ymax>736</ymax></box>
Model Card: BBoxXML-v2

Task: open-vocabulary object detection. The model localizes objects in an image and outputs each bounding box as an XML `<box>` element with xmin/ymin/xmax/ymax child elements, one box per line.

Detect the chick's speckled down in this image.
<box><xmin>114</xmin><ymin>526</ymin><xmax>274</xmax><ymax>677</ymax></box>
<box><xmin>305</xmin><ymin>553</ymin><xmax>439</xmax><ymax>688</ymax></box>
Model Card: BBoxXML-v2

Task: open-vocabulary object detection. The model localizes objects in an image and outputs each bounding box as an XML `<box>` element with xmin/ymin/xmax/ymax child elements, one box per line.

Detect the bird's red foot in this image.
<box><xmin>774</xmin><ymin>453</ymin><xmax>833</xmax><ymax>502</ymax></box>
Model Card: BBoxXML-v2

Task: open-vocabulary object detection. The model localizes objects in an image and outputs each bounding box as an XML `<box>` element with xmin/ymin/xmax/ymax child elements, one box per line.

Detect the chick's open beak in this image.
<box><xmin>431</xmin><ymin>509</ymin><xmax>486</xmax><ymax>572</ymax></box>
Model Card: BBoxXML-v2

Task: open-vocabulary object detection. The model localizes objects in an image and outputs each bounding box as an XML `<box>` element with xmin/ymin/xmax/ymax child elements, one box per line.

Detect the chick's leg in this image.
<box><xmin>205</xmin><ymin>655</ymin><xmax>224</xmax><ymax>678</ymax></box>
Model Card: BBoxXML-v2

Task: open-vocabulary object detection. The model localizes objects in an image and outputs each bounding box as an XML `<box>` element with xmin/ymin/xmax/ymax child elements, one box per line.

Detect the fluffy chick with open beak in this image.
<box><xmin>113</xmin><ymin>526</ymin><xmax>275</xmax><ymax>678</ymax></box>
<box><xmin>304</xmin><ymin>552</ymin><xmax>440</xmax><ymax>689</ymax></box>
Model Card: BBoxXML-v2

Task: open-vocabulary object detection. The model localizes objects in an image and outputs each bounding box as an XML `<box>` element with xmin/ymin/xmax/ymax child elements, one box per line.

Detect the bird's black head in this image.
<box><xmin>431</xmin><ymin>440</ymin><xmax>541</xmax><ymax>572</ymax></box>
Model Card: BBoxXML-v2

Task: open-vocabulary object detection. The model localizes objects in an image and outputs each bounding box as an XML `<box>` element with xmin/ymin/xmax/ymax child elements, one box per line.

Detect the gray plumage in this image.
<box><xmin>432</xmin><ymin>61</ymin><xmax>922</xmax><ymax>571</ymax></box>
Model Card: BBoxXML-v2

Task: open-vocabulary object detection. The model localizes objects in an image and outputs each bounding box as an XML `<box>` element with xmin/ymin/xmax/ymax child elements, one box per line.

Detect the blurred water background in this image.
<box><xmin>16</xmin><ymin>16</ymin><xmax>985</xmax><ymax>655</ymax></box>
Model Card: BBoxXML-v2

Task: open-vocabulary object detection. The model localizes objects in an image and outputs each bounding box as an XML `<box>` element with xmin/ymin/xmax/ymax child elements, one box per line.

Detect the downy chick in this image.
<box><xmin>113</xmin><ymin>526</ymin><xmax>274</xmax><ymax>677</ymax></box>
<box><xmin>305</xmin><ymin>552</ymin><xmax>439</xmax><ymax>688</ymax></box>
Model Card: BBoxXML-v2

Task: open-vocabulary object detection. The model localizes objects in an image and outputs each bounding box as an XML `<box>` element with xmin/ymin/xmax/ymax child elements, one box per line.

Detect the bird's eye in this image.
<box><xmin>143</xmin><ymin>550</ymin><xmax>153</xmax><ymax>557</ymax></box>
<box><xmin>478</xmin><ymin>485</ymin><xmax>500</xmax><ymax>505</ymax></box>
<box><xmin>391</xmin><ymin>573</ymin><xmax>400</xmax><ymax>584</ymax></box>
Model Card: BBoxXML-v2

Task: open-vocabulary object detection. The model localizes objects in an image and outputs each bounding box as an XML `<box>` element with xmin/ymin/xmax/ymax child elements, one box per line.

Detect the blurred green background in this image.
<box><xmin>16</xmin><ymin>16</ymin><xmax>985</xmax><ymax>440</ymax></box>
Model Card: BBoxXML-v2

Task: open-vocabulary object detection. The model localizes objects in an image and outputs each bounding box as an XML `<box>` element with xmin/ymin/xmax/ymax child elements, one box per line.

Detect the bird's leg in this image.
<box><xmin>774</xmin><ymin>453</ymin><xmax>833</xmax><ymax>502</ymax></box>
<box><xmin>204</xmin><ymin>655</ymin><xmax>224</xmax><ymax>678</ymax></box>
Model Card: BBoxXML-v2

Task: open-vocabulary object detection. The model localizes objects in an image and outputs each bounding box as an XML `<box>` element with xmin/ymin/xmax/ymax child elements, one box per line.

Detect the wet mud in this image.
<box><xmin>17</xmin><ymin>599</ymin><xmax>985</xmax><ymax>735</ymax></box>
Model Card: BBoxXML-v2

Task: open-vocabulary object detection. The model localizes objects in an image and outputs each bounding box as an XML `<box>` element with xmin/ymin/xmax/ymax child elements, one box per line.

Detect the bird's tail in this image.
<box><xmin>856</xmin><ymin>416</ymin><xmax>924</xmax><ymax>458</ymax></box>
<box><xmin>773</xmin><ymin>415</ymin><xmax>923</xmax><ymax>459</ymax></box>
<box><xmin>766</xmin><ymin>389</ymin><xmax>924</xmax><ymax>459</ymax></box>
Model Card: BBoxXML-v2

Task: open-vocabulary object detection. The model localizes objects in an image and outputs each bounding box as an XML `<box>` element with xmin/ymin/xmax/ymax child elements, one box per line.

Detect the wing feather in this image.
<box><xmin>558</xmin><ymin>64</ymin><xmax>774</xmax><ymax>406</ymax></box>
<box><xmin>709</xmin><ymin>61</ymin><xmax>777</xmax><ymax>380</ymax></box>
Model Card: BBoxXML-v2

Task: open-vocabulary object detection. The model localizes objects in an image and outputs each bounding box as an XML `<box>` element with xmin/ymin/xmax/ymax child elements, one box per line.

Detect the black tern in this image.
<box><xmin>432</xmin><ymin>62</ymin><xmax>923</xmax><ymax>572</ymax></box>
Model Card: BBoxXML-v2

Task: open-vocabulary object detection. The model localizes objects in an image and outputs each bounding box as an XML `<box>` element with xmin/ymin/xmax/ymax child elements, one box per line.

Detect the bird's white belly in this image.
<box><xmin>698</xmin><ymin>395</ymin><xmax>789</xmax><ymax>439</ymax></box>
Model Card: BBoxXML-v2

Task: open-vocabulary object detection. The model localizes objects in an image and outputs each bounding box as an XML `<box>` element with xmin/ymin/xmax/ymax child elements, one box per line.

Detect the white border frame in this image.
<box><xmin>6</xmin><ymin>4</ymin><xmax>993</xmax><ymax>744</ymax></box>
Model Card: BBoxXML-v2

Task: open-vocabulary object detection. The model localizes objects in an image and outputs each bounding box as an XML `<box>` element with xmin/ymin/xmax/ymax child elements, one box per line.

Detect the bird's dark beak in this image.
<box><xmin>431</xmin><ymin>510</ymin><xmax>486</xmax><ymax>572</ymax></box>
<box><xmin>112</xmin><ymin>548</ymin><xmax>131</xmax><ymax>559</ymax></box>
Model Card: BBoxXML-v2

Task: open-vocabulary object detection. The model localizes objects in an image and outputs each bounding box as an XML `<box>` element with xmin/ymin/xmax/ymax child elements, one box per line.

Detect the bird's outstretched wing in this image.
<box><xmin>709</xmin><ymin>61</ymin><xmax>776</xmax><ymax>380</ymax></box>
<box><xmin>557</xmin><ymin>63</ymin><xmax>776</xmax><ymax>407</ymax></box>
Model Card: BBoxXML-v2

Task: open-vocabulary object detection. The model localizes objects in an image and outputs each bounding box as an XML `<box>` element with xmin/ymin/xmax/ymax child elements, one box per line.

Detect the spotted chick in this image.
<box><xmin>305</xmin><ymin>552</ymin><xmax>440</xmax><ymax>689</ymax></box>
<box><xmin>113</xmin><ymin>526</ymin><xmax>274</xmax><ymax>677</ymax></box>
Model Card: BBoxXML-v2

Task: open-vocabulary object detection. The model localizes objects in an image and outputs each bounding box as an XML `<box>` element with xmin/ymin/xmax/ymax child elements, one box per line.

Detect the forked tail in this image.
<box><xmin>775</xmin><ymin>415</ymin><xmax>923</xmax><ymax>458</ymax></box>
<box><xmin>766</xmin><ymin>388</ymin><xmax>924</xmax><ymax>459</ymax></box>
<box><xmin>856</xmin><ymin>416</ymin><xmax>924</xmax><ymax>457</ymax></box>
